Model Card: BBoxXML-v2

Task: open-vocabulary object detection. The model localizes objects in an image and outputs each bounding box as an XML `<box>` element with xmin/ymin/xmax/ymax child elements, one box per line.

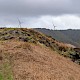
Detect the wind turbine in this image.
<box><xmin>51</xmin><ymin>17</ymin><xmax>57</xmax><ymax>30</ymax></box>
<box><xmin>17</xmin><ymin>18</ymin><xmax>22</xmax><ymax>28</ymax></box>
<box><xmin>52</xmin><ymin>22</ymin><xmax>57</xmax><ymax>30</ymax></box>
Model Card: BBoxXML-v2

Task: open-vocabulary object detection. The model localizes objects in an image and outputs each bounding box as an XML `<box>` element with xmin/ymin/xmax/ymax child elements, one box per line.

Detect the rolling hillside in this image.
<box><xmin>0</xmin><ymin>28</ymin><xmax>80</xmax><ymax>80</ymax></box>
<box><xmin>35</xmin><ymin>28</ymin><xmax>80</xmax><ymax>47</ymax></box>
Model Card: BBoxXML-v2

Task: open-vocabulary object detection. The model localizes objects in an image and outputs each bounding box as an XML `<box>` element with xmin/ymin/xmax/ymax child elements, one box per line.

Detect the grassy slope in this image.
<box><xmin>0</xmin><ymin>47</ymin><xmax>13</xmax><ymax>80</ymax></box>
<box><xmin>0</xmin><ymin>28</ymin><xmax>79</xmax><ymax>63</ymax></box>
<box><xmin>0</xmin><ymin>41</ymin><xmax>80</xmax><ymax>80</ymax></box>
<box><xmin>0</xmin><ymin>28</ymin><xmax>80</xmax><ymax>80</ymax></box>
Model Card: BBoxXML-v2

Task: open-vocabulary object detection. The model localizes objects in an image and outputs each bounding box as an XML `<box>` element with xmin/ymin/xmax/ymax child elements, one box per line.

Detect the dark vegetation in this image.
<box><xmin>0</xmin><ymin>28</ymin><xmax>80</xmax><ymax>65</ymax></box>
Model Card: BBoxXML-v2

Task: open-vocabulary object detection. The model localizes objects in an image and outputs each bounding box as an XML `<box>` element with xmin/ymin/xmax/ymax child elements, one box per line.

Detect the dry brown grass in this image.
<box><xmin>0</xmin><ymin>40</ymin><xmax>80</xmax><ymax>80</ymax></box>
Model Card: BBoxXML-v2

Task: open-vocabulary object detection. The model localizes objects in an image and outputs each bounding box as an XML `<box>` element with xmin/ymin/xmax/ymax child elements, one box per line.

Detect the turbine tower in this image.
<box><xmin>17</xmin><ymin>18</ymin><xmax>22</xmax><ymax>28</ymax></box>
<box><xmin>52</xmin><ymin>22</ymin><xmax>56</xmax><ymax>30</ymax></box>
<box><xmin>52</xmin><ymin>17</ymin><xmax>57</xmax><ymax>30</ymax></box>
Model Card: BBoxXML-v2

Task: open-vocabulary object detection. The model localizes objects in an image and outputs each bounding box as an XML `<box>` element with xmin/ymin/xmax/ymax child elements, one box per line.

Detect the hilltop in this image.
<box><xmin>0</xmin><ymin>28</ymin><xmax>80</xmax><ymax>80</ymax></box>
<box><xmin>0</xmin><ymin>28</ymin><xmax>74</xmax><ymax>52</ymax></box>
<box><xmin>0</xmin><ymin>28</ymin><xmax>80</xmax><ymax>64</ymax></box>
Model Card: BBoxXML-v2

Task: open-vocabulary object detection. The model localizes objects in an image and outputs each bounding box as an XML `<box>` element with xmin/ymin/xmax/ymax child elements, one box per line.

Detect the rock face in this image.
<box><xmin>0</xmin><ymin>41</ymin><xmax>80</xmax><ymax>80</ymax></box>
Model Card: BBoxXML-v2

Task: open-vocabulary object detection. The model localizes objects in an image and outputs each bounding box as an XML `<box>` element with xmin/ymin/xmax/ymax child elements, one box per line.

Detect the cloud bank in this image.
<box><xmin>0</xmin><ymin>0</ymin><xmax>80</xmax><ymax>16</ymax></box>
<box><xmin>0</xmin><ymin>0</ymin><xmax>80</xmax><ymax>29</ymax></box>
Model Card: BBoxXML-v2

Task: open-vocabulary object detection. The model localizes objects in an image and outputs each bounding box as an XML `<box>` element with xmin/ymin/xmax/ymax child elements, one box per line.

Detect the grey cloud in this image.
<box><xmin>0</xmin><ymin>0</ymin><xmax>80</xmax><ymax>16</ymax></box>
<box><xmin>0</xmin><ymin>0</ymin><xmax>80</xmax><ymax>29</ymax></box>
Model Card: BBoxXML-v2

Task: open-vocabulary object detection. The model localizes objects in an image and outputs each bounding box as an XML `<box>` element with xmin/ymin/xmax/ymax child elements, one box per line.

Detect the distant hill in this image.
<box><xmin>35</xmin><ymin>28</ymin><xmax>80</xmax><ymax>47</ymax></box>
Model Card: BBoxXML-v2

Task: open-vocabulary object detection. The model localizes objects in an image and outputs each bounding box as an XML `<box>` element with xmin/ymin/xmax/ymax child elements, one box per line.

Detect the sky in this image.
<box><xmin>0</xmin><ymin>0</ymin><xmax>80</xmax><ymax>30</ymax></box>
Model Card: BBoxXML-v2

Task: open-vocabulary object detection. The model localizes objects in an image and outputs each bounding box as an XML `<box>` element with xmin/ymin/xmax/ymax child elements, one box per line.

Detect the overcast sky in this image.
<box><xmin>0</xmin><ymin>0</ymin><xmax>80</xmax><ymax>29</ymax></box>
